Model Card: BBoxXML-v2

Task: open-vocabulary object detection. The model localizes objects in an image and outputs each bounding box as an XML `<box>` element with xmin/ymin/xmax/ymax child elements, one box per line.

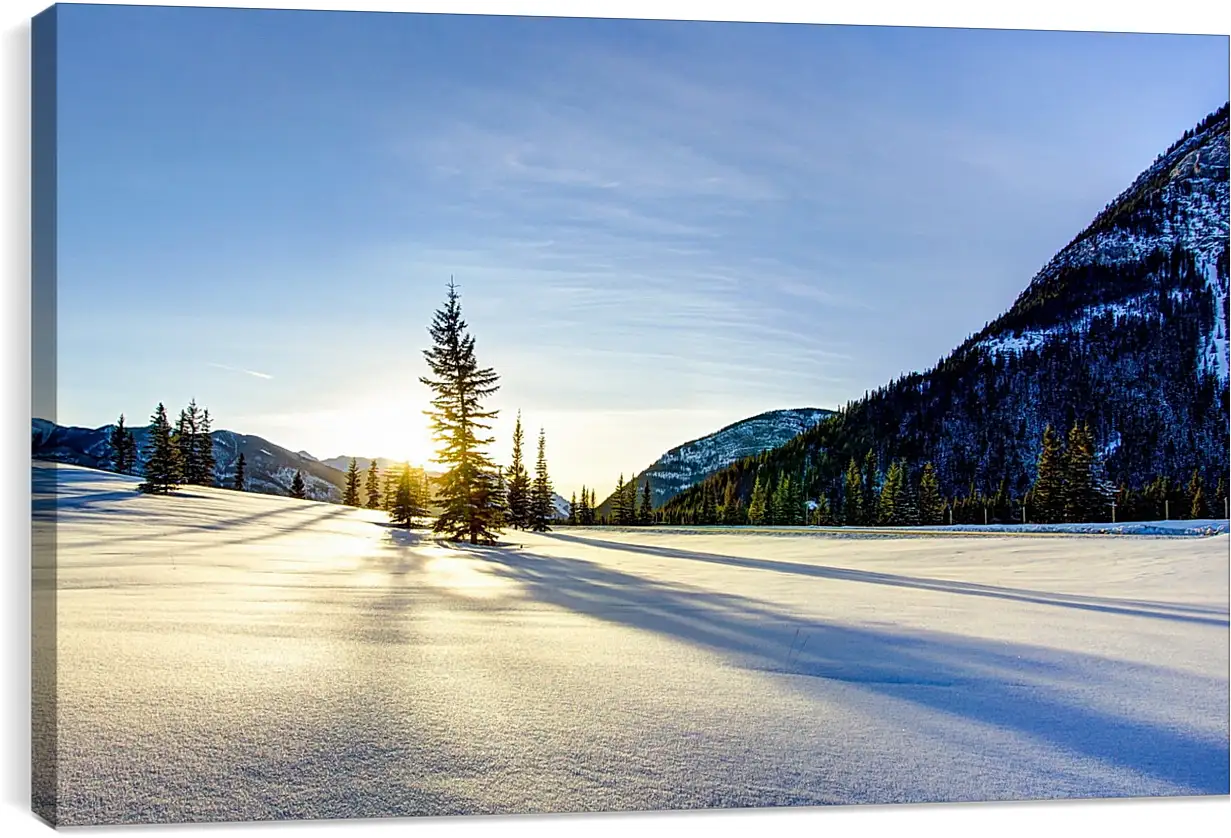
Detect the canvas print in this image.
<box><xmin>30</xmin><ymin>2</ymin><xmax>1230</xmax><ymax>826</ymax></box>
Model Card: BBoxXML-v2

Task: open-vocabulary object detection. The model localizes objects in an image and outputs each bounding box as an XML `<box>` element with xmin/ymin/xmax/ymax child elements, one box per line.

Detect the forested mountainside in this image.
<box><xmin>595</xmin><ymin>407</ymin><xmax>832</xmax><ymax>515</ymax></box>
<box><xmin>665</xmin><ymin>103</ymin><xmax>1229</xmax><ymax>524</ymax></box>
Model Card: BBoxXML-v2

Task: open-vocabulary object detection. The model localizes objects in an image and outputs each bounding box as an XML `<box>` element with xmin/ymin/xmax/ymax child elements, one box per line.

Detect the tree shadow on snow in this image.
<box><xmin>447</xmin><ymin>541</ymin><xmax>1229</xmax><ymax>796</ymax></box>
<box><xmin>541</xmin><ymin>532</ymin><xmax>1229</xmax><ymax>626</ymax></box>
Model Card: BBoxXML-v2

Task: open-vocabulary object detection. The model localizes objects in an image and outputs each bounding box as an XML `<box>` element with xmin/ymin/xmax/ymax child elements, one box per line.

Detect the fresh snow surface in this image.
<box><xmin>35</xmin><ymin>463</ymin><xmax>1229</xmax><ymax>824</ymax></box>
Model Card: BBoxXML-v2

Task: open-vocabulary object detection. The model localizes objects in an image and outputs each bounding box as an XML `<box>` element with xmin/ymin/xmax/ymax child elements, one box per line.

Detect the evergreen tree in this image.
<box><xmin>568</xmin><ymin>492</ymin><xmax>578</xmax><ymax>525</ymax></box>
<box><xmin>843</xmin><ymin>458</ymin><xmax>864</xmax><ymax>526</ymax></box>
<box><xmin>897</xmin><ymin>463</ymin><xmax>920</xmax><ymax>526</ymax></box>
<box><xmin>172</xmin><ymin>407</ymin><xmax>195</xmax><ymax>485</ymax></box>
<box><xmin>878</xmin><ymin>460</ymin><xmax>905</xmax><ymax>525</ymax></box>
<box><xmin>138</xmin><ymin>403</ymin><xmax>180</xmax><ymax>494</ymax></box>
<box><xmin>918</xmin><ymin>462</ymin><xmax>944</xmax><ymax>525</ymax></box>
<box><xmin>1187</xmin><ymin>470</ymin><xmax>1209</xmax><ymax>520</ymax></box>
<box><xmin>289</xmin><ymin>470</ymin><xmax>307</xmax><ymax>500</ymax></box>
<box><xmin>1215</xmin><ymin>476</ymin><xmax>1228</xmax><ymax>519</ymax></box>
<box><xmin>577</xmin><ymin>484</ymin><xmax>591</xmax><ymax>526</ymax></box>
<box><xmin>529</xmin><ymin>428</ymin><xmax>553</xmax><ymax>532</ymax></box>
<box><xmin>420</xmin><ymin>280</ymin><xmax>503</xmax><ymax>545</ymax></box>
<box><xmin>639</xmin><ymin>480</ymin><xmax>653</xmax><ymax>525</ymax></box>
<box><xmin>195</xmin><ymin>408</ymin><xmax>216</xmax><ymax>486</ymax></box>
<box><xmin>1063</xmin><ymin>422</ymin><xmax>1097</xmax><ymax>523</ymax></box>
<box><xmin>613</xmin><ymin>474</ymin><xmax>628</xmax><ymax>525</ymax></box>
<box><xmin>233</xmin><ymin>452</ymin><xmax>246</xmax><ymax>491</ymax></box>
<box><xmin>1032</xmin><ymin>424</ymin><xmax>1067</xmax><ymax>524</ymax></box>
<box><xmin>344</xmin><ymin>458</ymin><xmax>362</xmax><ymax>507</ymax></box>
<box><xmin>390</xmin><ymin>463</ymin><xmax>427</xmax><ymax>528</ymax></box>
<box><xmin>748</xmin><ymin>474</ymin><xmax>769</xmax><ymax>525</ymax></box>
<box><xmin>365</xmin><ymin>460</ymin><xmax>382</xmax><ymax>509</ymax></box>
<box><xmin>505</xmin><ymin>411</ymin><xmax>531</xmax><ymax>529</ymax></box>
<box><xmin>108</xmin><ymin>414</ymin><xmax>136</xmax><ymax>474</ymax></box>
<box><xmin>173</xmin><ymin>399</ymin><xmax>210</xmax><ymax>485</ymax></box>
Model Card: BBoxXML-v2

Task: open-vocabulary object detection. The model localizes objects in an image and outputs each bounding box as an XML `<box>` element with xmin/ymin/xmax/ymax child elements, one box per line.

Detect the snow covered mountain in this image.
<box><xmin>597</xmin><ymin>407</ymin><xmax>833</xmax><ymax>515</ymax></box>
<box><xmin>32</xmin><ymin>420</ymin><xmax>347</xmax><ymax>502</ymax></box>
<box><xmin>667</xmin><ymin>103</ymin><xmax>1230</xmax><ymax>517</ymax></box>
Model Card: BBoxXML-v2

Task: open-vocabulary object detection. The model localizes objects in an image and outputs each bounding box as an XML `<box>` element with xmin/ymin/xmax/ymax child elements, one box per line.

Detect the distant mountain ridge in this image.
<box><xmin>597</xmin><ymin>407</ymin><xmax>833</xmax><ymax>515</ymax></box>
<box><xmin>33</xmin><ymin>419</ymin><xmax>347</xmax><ymax>502</ymax></box>
<box><xmin>34</xmin><ymin>420</ymin><xmax>573</xmax><ymax>516</ymax></box>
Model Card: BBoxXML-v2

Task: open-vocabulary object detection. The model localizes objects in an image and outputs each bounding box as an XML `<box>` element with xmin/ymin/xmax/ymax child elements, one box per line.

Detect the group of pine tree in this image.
<box><xmin>120</xmin><ymin>400</ymin><xmax>221</xmax><ymax>495</ymax></box>
<box><xmin>662</xmin><ymin>420</ymin><xmax>1228</xmax><ymax>527</ymax></box>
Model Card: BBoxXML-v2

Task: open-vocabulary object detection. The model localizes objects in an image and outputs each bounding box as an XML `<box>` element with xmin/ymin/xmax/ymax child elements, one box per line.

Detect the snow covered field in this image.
<box><xmin>33</xmin><ymin>462</ymin><xmax>1229</xmax><ymax>824</ymax></box>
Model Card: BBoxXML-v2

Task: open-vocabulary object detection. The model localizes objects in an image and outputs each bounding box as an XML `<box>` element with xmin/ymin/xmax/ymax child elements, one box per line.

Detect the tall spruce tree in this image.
<box><xmin>233</xmin><ymin>452</ymin><xmax>247</xmax><ymax>491</ymax></box>
<box><xmin>529</xmin><ymin>428</ymin><xmax>553</xmax><ymax>532</ymax></box>
<box><xmin>108</xmin><ymin>414</ymin><xmax>136</xmax><ymax>475</ymax></box>
<box><xmin>344</xmin><ymin>458</ymin><xmax>362</xmax><ymax>507</ymax></box>
<box><xmin>613</xmin><ymin>474</ymin><xmax>627</xmax><ymax>524</ymax></box>
<box><xmin>918</xmin><ymin>462</ymin><xmax>944</xmax><ymax>525</ymax></box>
<box><xmin>290</xmin><ymin>470</ymin><xmax>307</xmax><ymax>500</ymax></box>
<box><xmin>577</xmin><ymin>484</ymin><xmax>591</xmax><ymax>526</ymax></box>
<box><xmin>568</xmin><ymin>492</ymin><xmax>578</xmax><ymax>525</ymax></box>
<box><xmin>420</xmin><ymin>280</ymin><xmax>503</xmax><ymax>545</ymax></box>
<box><xmin>1187</xmin><ymin>470</ymin><xmax>1209</xmax><ymax>520</ymax></box>
<box><xmin>365</xmin><ymin>461</ymin><xmax>382</xmax><ymax>509</ymax></box>
<box><xmin>843</xmin><ymin>458</ymin><xmax>864</xmax><ymax>526</ymax></box>
<box><xmin>1032</xmin><ymin>424</ymin><xmax>1066</xmax><ymax>524</ymax></box>
<box><xmin>639</xmin><ymin>480</ymin><xmax>653</xmax><ymax>525</ymax></box>
<box><xmin>748</xmin><ymin>474</ymin><xmax>768</xmax><ymax>525</ymax></box>
<box><xmin>878</xmin><ymin>460</ymin><xmax>904</xmax><ymax>526</ymax></box>
<box><xmin>505</xmin><ymin>411</ymin><xmax>531</xmax><ymax>529</ymax></box>
<box><xmin>1063</xmin><ymin>422</ymin><xmax>1097</xmax><ymax>523</ymax></box>
<box><xmin>390</xmin><ymin>463</ymin><xmax>426</xmax><ymax>528</ymax></box>
<box><xmin>1215</xmin><ymin>476</ymin><xmax>1228</xmax><ymax>519</ymax></box>
<box><xmin>195</xmin><ymin>408</ymin><xmax>216</xmax><ymax>486</ymax></box>
<box><xmin>138</xmin><ymin>403</ymin><xmax>180</xmax><ymax>494</ymax></box>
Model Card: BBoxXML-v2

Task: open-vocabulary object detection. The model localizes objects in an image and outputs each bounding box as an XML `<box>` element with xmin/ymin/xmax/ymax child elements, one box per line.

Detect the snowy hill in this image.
<box><xmin>668</xmin><ymin>103</ymin><xmax>1230</xmax><ymax>516</ymax></box>
<box><xmin>597</xmin><ymin>407</ymin><xmax>833</xmax><ymax>515</ymax></box>
<box><xmin>38</xmin><ymin>461</ymin><xmax>1230</xmax><ymax>822</ymax></box>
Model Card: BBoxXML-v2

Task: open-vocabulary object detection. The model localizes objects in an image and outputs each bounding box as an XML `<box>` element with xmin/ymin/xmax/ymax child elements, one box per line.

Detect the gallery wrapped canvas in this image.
<box><xmin>30</xmin><ymin>1</ymin><xmax>1229</xmax><ymax>828</ymax></box>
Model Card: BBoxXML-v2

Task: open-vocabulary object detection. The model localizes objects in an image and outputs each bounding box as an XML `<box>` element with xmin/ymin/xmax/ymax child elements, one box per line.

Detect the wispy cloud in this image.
<box><xmin>208</xmin><ymin>362</ymin><xmax>273</xmax><ymax>380</ymax></box>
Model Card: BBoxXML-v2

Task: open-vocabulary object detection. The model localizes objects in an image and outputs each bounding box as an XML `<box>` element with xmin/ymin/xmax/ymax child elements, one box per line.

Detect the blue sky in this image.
<box><xmin>53</xmin><ymin>4</ymin><xmax>1228</xmax><ymax>496</ymax></box>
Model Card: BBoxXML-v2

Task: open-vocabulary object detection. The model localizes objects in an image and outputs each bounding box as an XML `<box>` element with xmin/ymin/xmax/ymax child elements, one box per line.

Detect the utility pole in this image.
<box><xmin>1022</xmin><ymin>506</ymin><xmax>1026</xmax><ymax>524</ymax></box>
<box><xmin>1165</xmin><ymin>499</ymin><xmax>1170</xmax><ymax>521</ymax></box>
<box><xmin>984</xmin><ymin>506</ymin><xmax>988</xmax><ymax>525</ymax></box>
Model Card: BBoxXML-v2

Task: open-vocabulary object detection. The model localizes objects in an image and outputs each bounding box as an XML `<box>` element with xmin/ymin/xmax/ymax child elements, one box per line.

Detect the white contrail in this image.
<box><xmin>207</xmin><ymin>362</ymin><xmax>273</xmax><ymax>380</ymax></box>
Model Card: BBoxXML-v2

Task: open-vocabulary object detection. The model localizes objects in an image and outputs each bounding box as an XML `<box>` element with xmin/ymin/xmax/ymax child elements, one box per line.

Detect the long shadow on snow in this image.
<box><xmin>451</xmin><ymin>542</ymin><xmax>1229</xmax><ymax>796</ymax></box>
<box><xmin>542</xmin><ymin>532</ymin><xmax>1229</xmax><ymax>626</ymax></box>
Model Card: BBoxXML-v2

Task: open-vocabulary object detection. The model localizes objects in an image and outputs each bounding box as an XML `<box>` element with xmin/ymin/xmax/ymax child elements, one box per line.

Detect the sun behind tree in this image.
<box><xmin>419</xmin><ymin>280</ymin><xmax>503</xmax><ymax>545</ymax></box>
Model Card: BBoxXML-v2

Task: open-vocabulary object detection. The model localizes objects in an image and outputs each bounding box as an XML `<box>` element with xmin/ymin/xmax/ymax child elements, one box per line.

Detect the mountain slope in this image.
<box><xmin>32</xmin><ymin>420</ymin><xmax>347</xmax><ymax>502</ymax></box>
<box><xmin>597</xmin><ymin>407</ymin><xmax>833</xmax><ymax>515</ymax></box>
<box><xmin>666</xmin><ymin>103</ymin><xmax>1229</xmax><ymax>519</ymax></box>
